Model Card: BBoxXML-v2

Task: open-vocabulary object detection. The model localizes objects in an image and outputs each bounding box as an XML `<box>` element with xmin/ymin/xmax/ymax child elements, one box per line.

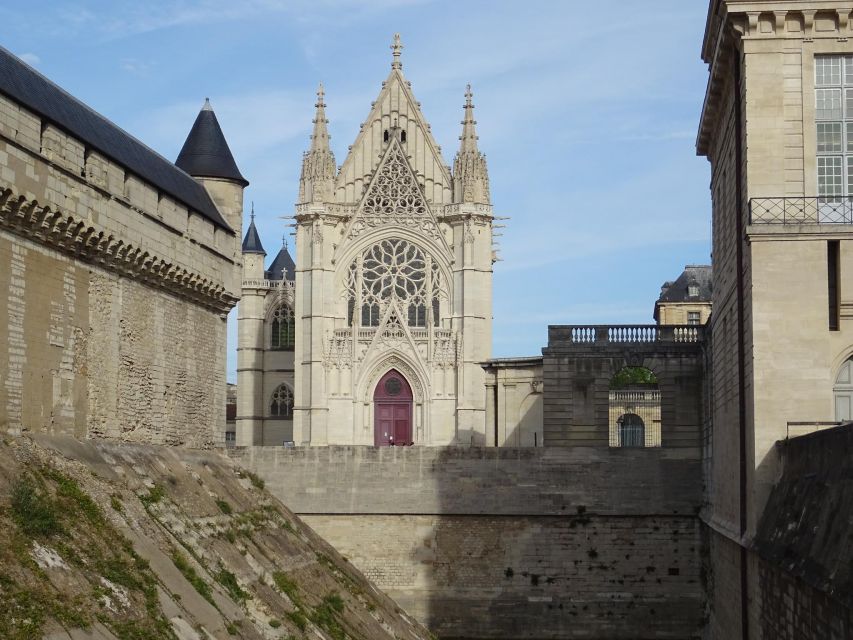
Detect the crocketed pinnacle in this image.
<box><xmin>452</xmin><ymin>84</ymin><xmax>490</xmax><ymax>205</ymax></box>
<box><xmin>298</xmin><ymin>83</ymin><xmax>337</xmax><ymax>204</ymax></box>
<box><xmin>391</xmin><ymin>33</ymin><xmax>403</xmax><ymax>70</ymax></box>
<box><xmin>459</xmin><ymin>84</ymin><xmax>479</xmax><ymax>153</ymax></box>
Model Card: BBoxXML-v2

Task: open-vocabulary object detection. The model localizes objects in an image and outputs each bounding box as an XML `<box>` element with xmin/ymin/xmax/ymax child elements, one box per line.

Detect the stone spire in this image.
<box><xmin>391</xmin><ymin>33</ymin><xmax>403</xmax><ymax>70</ymax></box>
<box><xmin>298</xmin><ymin>83</ymin><xmax>337</xmax><ymax>204</ymax></box>
<box><xmin>452</xmin><ymin>85</ymin><xmax>490</xmax><ymax>205</ymax></box>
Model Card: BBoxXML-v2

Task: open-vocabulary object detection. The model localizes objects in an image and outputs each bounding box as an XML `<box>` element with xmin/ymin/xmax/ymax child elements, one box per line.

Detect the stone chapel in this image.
<box><xmin>237</xmin><ymin>36</ymin><xmax>495</xmax><ymax>446</ymax></box>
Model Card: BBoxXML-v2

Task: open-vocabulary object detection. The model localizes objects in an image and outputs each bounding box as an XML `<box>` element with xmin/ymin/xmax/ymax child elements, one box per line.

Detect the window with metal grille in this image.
<box><xmin>816</xmin><ymin>56</ymin><xmax>853</xmax><ymax>206</ymax></box>
<box><xmin>687</xmin><ymin>311</ymin><xmax>701</xmax><ymax>325</ymax></box>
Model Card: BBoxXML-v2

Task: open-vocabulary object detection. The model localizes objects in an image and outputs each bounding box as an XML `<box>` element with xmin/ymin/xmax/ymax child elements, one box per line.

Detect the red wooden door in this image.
<box><xmin>374</xmin><ymin>370</ymin><xmax>413</xmax><ymax>446</ymax></box>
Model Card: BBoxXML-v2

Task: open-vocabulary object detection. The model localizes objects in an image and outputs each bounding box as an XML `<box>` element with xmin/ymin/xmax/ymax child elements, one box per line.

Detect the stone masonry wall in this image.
<box><xmin>0</xmin><ymin>74</ymin><xmax>237</xmax><ymax>447</ymax></box>
<box><xmin>0</xmin><ymin>230</ymin><xmax>227</xmax><ymax>446</ymax></box>
<box><xmin>233</xmin><ymin>446</ymin><xmax>705</xmax><ymax>639</ymax></box>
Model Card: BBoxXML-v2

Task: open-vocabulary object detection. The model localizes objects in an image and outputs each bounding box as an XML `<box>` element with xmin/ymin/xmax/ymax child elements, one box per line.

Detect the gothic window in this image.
<box><xmin>346</xmin><ymin>239</ymin><xmax>443</xmax><ymax>328</ymax></box>
<box><xmin>383</xmin><ymin>129</ymin><xmax>389</xmax><ymax>143</ymax></box>
<box><xmin>815</xmin><ymin>56</ymin><xmax>853</xmax><ymax>218</ymax></box>
<box><xmin>270</xmin><ymin>384</ymin><xmax>294</xmax><ymax>419</ymax></box>
<box><xmin>271</xmin><ymin>304</ymin><xmax>295</xmax><ymax>350</ymax></box>
<box><xmin>400</xmin><ymin>130</ymin><xmax>407</xmax><ymax>143</ymax></box>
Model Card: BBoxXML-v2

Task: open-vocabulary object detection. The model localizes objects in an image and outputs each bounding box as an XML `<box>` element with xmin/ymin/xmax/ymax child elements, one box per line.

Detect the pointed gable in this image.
<box><xmin>342</xmin><ymin>137</ymin><xmax>446</xmax><ymax>246</ymax></box>
<box><xmin>335</xmin><ymin>69</ymin><xmax>452</xmax><ymax>206</ymax></box>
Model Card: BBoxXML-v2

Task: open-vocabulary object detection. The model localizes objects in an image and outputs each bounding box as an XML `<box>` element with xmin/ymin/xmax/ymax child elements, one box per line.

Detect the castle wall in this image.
<box><xmin>232</xmin><ymin>445</ymin><xmax>706</xmax><ymax>639</ymax></box>
<box><xmin>0</xmin><ymin>80</ymin><xmax>237</xmax><ymax>446</ymax></box>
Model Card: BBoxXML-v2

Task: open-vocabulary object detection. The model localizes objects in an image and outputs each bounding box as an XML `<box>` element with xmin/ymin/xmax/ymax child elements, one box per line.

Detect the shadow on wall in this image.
<box><xmin>421</xmin><ymin>447</ymin><xmax>706</xmax><ymax>640</ymax></box>
<box><xmin>746</xmin><ymin>426</ymin><xmax>853</xmax><ymax>639</ymax></box>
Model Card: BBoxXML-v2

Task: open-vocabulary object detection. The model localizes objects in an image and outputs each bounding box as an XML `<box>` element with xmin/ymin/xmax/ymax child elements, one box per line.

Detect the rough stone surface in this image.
<box><xmin>0</xmin><ymin>435</ymin><xmax>433</xmax><ymax>640</ymax></box>
<box><xmin>235</xmin><ymin>445</ymin><xmax>706</xmax><ymax>639</ymax></box>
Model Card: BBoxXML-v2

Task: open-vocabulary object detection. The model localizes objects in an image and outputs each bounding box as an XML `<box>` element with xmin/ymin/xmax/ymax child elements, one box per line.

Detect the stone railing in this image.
<box><xmin>333</xmin><ymin>326</ymin><xmax>453</xmax><ymax>342</ymax></box>
<box><xmin>750</xmin><ymin>197</ymin><xmax>853</xmax><ymax>225</ymax></box>
<box><xmin>241</xmin><ymin>278</ymin><xmax>295</xmax><ymax>290</ymax></box>
<box><xmin>610</xmin><ymin>390</ymin><xmax>662</xmax><ymax>403</ymax></box>
<box><xmin>559</xmin><ymin>325</ymin><xmax>704</xmax><ymax>345</ymax></box>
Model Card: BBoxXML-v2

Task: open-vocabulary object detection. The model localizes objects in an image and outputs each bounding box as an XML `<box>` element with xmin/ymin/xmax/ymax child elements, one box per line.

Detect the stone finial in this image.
<box><xmin>202</xmin><ymin>97</ymin><xmax>212</xmax><ymax>111</ymax></box>
<box><xmin>391</xmin><ymin>33</ymin><xmax>403</xmax><ymax>70</ymax></box>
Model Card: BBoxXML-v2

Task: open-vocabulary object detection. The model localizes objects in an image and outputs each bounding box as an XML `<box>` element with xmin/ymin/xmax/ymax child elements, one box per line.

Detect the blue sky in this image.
<box><xmin>2</xmin><ymin>1</ymin><xmax>712</xmax><ymax>381</ymax></box>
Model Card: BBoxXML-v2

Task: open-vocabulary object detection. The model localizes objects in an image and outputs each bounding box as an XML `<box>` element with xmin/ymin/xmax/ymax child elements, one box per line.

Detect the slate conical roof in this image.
<box><xmin>265</xmin><ymin>239</ymin><xmax>296</xmax><ymax>281</ymax></box>
<box><xmin>241</xmin><ymin>214</ymin><xmax>265</xmax><ymax>255</ymax></box>
<box><xmin>176</xmin><ymin>99</ymin><xmax>248</xmax><ymax>186</ymax></box>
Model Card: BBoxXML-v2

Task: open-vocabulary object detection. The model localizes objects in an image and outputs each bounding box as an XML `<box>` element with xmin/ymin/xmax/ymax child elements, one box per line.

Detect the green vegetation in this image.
<box><xmin>215</xmin><ymin>499</ymin><xmax>233</xmax><ymax>515</ymax></box>
<box><xmin>272</xmin><ymin>571</ymin><xmax>302</xmax><ymax>607</ymax></box>
<box><xmin>138</xmin><ymin>484</ymin><xmax>166</xmax><ymax>507</ymax></box>
<box><xmin>10</xmin><ymin>477</ymin><xmax>62</xmax><ymax>537</ymax></box>
<box><xmin>285</xmin><ymin>609</ymin><xmax>308</xmax><ymax>631</ymax></box>
<box><xmin>268</xmin><ymin>618</ymin><xmax>281</xmax><ymax>628</ymax></box>
<box><xmin>237</xmin><ymin>469</ymin><xmax>265</xmax><ymax>490</ymax></box>
<box><xmin>171</xmin><ymin>551</ymin><xmax>214</xmax><ymax>605</ymax></box>
<box><xmin>215</xmin><ymin>567</ymin><xmax>249</xmax><ymax>603</ymax></box>
<box><xmin>3</xmin><ymin>468</ymin><xmax>176</xmax><ymax>640</ymax></box>
<box><xmin>110</xmin><ymin>494</ymin><xmax>124</xmax><ymax>512</ymax></box>
<box><xmin>310</xmin><ymin>592</ymin><xmax>347</xmax><ymax>640</ymax></box>
<box><xmin>609</xmin><ymin>366</ymin><xmax>658</xmax><ymax>389</ymax></box>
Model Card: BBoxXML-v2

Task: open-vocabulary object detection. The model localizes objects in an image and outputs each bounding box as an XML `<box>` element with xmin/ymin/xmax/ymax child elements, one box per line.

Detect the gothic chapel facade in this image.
<box><xmin>238</xmin><ymin>36</ymin><xmax>495</xmax><ymax>446</ymax></box>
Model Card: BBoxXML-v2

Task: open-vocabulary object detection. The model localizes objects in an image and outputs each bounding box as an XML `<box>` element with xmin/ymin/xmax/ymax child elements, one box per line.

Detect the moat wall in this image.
<box><xmin>232</xmin><ymin>446</ymin><xmax>706</xmax><ymax>639</ymax></box>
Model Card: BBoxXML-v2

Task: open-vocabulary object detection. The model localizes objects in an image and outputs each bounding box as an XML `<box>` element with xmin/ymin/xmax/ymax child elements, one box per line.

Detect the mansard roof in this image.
<box><xmin>241</xmin><ymin>216</ymin><xmax>265</xmax><ymax>255</ymax></box>
<box><xmin>266</xmin><ymin>243</ymin><xmax>296</xmax><ymax>281</ymax></box>
<box><xmin>0</xmin><ymin>46</ymin><xmax>232</xmax><ymax>232</ymax></box>
<box><xmin>657</xmin><ymin>265</ymin><xmax>713</xmax><ymax>303</ymax></box>
<box><xmin>176</xmin><ymin>99</ymin><xmax>248</xmax><ymax>187</ymax></box>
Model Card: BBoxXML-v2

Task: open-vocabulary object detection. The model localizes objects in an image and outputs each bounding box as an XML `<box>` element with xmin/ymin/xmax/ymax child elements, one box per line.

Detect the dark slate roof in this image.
<box><xmin>175</xmin><ymin>99</ymin><xmax>248</xmax><ymax>187</ymax></box>
<box><xmin>266</xmin><ymin>243</ymin><xmax>296</xmax><ymax>281</ymax></box>
<box><xmin>0</xmin><ymin>46</ymin><xmax>232</xmax><ymax>232</ymax></box>
<box><xmin>241</xmin><ymin>218</ymin><xmax>265</xmax><ymax>255</ymax></box>
<box><xmin>657</xmin><ymin>265</ymin><xmax>713</xmax><ymax>303</ymax></box>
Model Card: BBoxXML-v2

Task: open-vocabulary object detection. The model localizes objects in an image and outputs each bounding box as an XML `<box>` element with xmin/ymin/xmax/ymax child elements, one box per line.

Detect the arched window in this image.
<box><xmin>609</xmin><ymin>366</ymin><xmax>660</xmax><ymax>448</ymax></box>
<box><xmin>346</xmin><ymin>239</ymin><xmax>443</xmax><ymax>328</ymax></box>
<box><xmin>400</xmin><ymin>130</ymin><xmax>407</xmax><ymax>143</ymax></box>
<box><xmin>270</xmin><ymin>384</ymin><xmax>294</xmax><ymax>419</ymax></box>
<box><xmin>834</xmin><ymin>357</ymin><xmax>853</xmax><ymax>421</ymax></box>
<box><xmin>271</xmin><ymin>304</ymin><xmax>294</xmax><ymax>351</ymax></box>
<box><xmin>617</xmin><ymin>413</ymin><xmax>645</xmax><ymax>447</ymax></box>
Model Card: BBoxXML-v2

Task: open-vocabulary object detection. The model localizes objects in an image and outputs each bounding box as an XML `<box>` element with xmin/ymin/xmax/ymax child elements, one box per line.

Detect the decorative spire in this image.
<box><xmin>391</xmin><ymin>33</ymin><xmax>403</xmax><ymax>70</ymax></box>
<box><xmin>202</xmin><ymin>97</ymin><xmax>212</xmax><ymax>111</ymax></box>
<box><xmin>250</xmin><ymin>201</ymin><xmax>255</xmax><ymax>223</ymax></box>
<box><xmin>459</xmin><ymin>84</ymin><xmax>479</xmax><ymax>153</ymax></box>
<box><xmin>452</xmin><ymin>84</ymin><xmax>490</xmax><ymax>205</ymax></box>
<box><xmin>298</xmin><ymin>83</ymin><xmax>337</xmax><ymax>204</ymax></box>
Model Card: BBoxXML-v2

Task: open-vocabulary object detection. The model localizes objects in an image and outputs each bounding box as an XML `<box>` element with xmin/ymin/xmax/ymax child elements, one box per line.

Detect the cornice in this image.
<box><xmin>0</xmin><ymin>186</ymin><xmax>238</xmax><ymax>314</ymax></box>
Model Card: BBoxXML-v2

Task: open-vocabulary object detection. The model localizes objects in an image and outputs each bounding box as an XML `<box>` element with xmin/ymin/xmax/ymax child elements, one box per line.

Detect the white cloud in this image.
<box><xmin>18</xmin><ymin>52</ymin><xmax>40</xmax><ymax>66</ymax></box>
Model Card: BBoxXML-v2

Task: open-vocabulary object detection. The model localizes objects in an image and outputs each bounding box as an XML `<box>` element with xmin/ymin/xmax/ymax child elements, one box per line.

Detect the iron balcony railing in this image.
<box><xmin>750</xmin><ymin>197</ymin><xmax>853</xmax><ymax>224</ymax></box>
<box><xmin>560</xmin><ymin>324</ymin><xmax>704</xmax><ymax>345</ymax></box>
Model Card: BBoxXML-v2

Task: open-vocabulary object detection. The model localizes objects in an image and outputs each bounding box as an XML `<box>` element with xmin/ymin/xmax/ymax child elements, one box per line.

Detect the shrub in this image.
<box><xmin>11</xmin><ymin>477</ymin><xmax>61</xmax><ymax>536</ymax></box>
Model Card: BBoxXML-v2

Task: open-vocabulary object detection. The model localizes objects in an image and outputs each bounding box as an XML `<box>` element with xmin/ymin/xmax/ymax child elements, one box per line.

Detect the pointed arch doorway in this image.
<box><xmin>374</xmin><ymin>369</ymin><xmax>413</xmax><ymax>446</ymax></box>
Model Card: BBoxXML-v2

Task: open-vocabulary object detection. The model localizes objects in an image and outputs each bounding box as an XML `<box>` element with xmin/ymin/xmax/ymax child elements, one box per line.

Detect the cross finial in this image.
<box><xmin>391</xmin><ymin>33</ymin><xmax>403</xmax><ymax>70</ymax></box>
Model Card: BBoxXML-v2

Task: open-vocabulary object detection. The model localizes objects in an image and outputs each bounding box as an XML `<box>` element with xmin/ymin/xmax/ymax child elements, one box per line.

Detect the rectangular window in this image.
<box><xmin>687</xmin><ymin>311</ymin><xmax>701</xmax><ymax>325</ymax></box>
<box><xmin>829</xmin><ymin>240</ymin><xmax>840</xmax><ymax>331</ymax></box>
<box><xmin>816</xmin><ymin>56</ymin><xmax>853</xmax><ymax>210</ymax></box>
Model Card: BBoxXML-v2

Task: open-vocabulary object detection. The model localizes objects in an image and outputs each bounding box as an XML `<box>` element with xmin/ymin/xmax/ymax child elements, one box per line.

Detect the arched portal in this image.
<box><xmin>617</xmin><ymin>413</ymin><xmax>646</xmax><ymax>448</ymax></box>
<box><xmin>374</xmin><ymin>369</ymin><xmax>413</xmax><ymax>446</ymax></box>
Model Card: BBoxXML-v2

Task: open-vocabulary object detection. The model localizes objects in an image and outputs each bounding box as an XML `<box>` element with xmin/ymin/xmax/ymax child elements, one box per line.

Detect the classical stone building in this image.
<box><xmin>654</xmin><ymin>264</ymin><xmax>712</xmax><ymax>325</ymax></box>
<box><xmin>698</xmin><ymin>1</ymin><xmax>853</xmax><ymax>637</ymax></box>
<box><xmin>238</xmin><ymin>37</ymin><xmax>495</xmax><ymax>447</ymax></box>
<box><xmin>0</xmin><ymin>46</ymin><xmax>244</xmax><ymax>446</ymax></box>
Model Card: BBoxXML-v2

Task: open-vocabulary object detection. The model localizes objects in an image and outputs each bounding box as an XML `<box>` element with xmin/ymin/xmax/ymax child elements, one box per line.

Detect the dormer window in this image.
<box><xmin>688</xmin><ymin>284</ymin><xmax>699</xmax><ymax>297</ymax></box>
